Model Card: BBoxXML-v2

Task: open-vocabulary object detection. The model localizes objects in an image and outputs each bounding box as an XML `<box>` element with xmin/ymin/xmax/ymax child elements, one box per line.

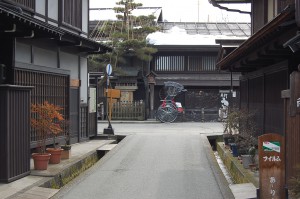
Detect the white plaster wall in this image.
<box><xmin>60</xmin><ymin>52</ymin><xmax>78</xmax><ymax>79</ymax></box>
<box><xmin>82</xmin><ymin>0</ymin><xmax>88</xmax><ymax>34</ymax></box>
<box><xmin>34</xmin><ymin>47</ymin><xmax>57</xmax><ymax>68</ymax></box>
<box><xmin>35</xmin><ymin>0</ymin><xmax>46</xmax><ymax>16</ymax></box>
<box><xmin>15</xmin><ymin>42</ymin><xmax>31</xmax><ymax>63</ymax></box>
<box><xmin>80</xmin><ymin>57</ymin><xmax>88</xmax><ymax>103</ymax></box>
<box><xmin>48</xmin><ymin>0</ymin><xmax>58</xmax><ymax>21</ymax></box>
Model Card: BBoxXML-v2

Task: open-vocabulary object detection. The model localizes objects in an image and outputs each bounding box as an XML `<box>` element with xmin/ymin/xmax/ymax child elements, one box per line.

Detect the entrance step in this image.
<box><xmin>97</xmin><ymin>144</ymin><xmax>118</xmax><ymax>155</ymax></box>
<box><xmin>14</xmin><ymin>186</ymin><xmax>59</xmax><ymax>199</ymax></box>
<box><xmin>229</xmin><ymin>183</ymin><xmax>257</xmax><ymax>199</ymax></box>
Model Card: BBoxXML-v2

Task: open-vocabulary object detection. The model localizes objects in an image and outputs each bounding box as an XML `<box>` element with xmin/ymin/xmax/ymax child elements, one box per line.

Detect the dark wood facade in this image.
<box><xmin>149</xmin><ymin>44</ymin><xmax>241</xmax><ymax>121</ymax></box>
<box><xmin>240</xmin><ymin>63</ymin><xmax>289</xmax><ymax>137</ymax></box>
<box><xmin>0</xmin><ymin>85</ymin><xmax>32</xmax><ymax>182</ymax></box>
<box><xmin>283</xmin><ymin>91</ymin><xmax>300</xmax><ymax>185</ymax></box>
<box><xmin>0</xmin><ymin>0</ymin><xmax>110</xmax><ymax>182</ymax></box>
<box><xmin>145</xmin><ymin>22</ymin><xmax>251</xmax><ymax>120</ymax></box>
<box><xmin>214</xmin><ymin>0</ymin><xmax>300</xmax><ymax>190</ymax></box>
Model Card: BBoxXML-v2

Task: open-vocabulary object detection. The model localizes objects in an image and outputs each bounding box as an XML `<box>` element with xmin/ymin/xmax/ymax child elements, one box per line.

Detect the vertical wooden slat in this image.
<box><xmin>7</xmin><ymin>0</ymin><xmax>35</xmax><ymax>10</ymax></box>
<box><xmin>297</xmin><ymin>0</ymin><xmax>300</xmax><ymax>27</ymax></box>
<box><xmin>63</xmin><ymin>0</ymin><xmax>82</xmax><ymax>29</ymax></box>
<box><xmin>285</xmin><ymin>97</ymin><xmax>300</xmax><ymax>184</ymax></box>
<box><xmin>111</xmin><ymin>101</ymin><xmax>145</xmax><ymax>120</ymax></box>
<box><xmin>0</xmin><ymin>85</ymin><xmax>31</xmax><ymax>182</ymax></box>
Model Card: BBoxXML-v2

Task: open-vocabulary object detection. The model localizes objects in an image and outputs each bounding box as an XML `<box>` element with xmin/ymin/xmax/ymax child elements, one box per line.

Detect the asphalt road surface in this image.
<box><xmin>54</xmin><ymin>122</ymin><xmax>234</xmax><ymax>199</ymax></box>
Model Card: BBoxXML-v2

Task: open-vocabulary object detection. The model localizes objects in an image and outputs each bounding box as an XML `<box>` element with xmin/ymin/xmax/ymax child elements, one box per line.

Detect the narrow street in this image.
<box><xmin>54</xmin><ymin>122</ymin><xmax>233</xmax><ymax>199</ymax></box>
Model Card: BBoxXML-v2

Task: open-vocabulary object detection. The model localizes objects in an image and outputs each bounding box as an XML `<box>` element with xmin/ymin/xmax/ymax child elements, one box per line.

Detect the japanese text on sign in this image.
<box><xmin>259</xmin><ymin>134</ymin><xmax>285</xmax><ymax>198</ymax></box>
<box><xmin>263</xmin><ymin>156</ymin><xmax>281</xmax><ymax>162</ymax></box>
<box><xmin>270</xmin><ymin>177</ymin><xmax>276</xmax><ymax>199</ymax></box>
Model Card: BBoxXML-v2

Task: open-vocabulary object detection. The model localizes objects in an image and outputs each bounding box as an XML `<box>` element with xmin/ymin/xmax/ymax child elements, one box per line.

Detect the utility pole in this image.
<box><xmin>198</xmin><ymin>0</ymin><xmax>199</xmax><ymax>22</ymax></box>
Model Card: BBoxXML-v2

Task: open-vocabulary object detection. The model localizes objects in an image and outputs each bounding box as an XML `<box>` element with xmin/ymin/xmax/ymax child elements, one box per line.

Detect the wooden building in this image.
<box><xmin>211</xmin><ymin>0</ymin><xmax>300</xmax><ymax>187</ymax></box>
<box><xmin>0</xmin><ymin>0</ymin><xmax>110</xmax><ymax>182</ymax></box>
<box><xmin>148</xmin><ymin>22</ymin><xmax>250</xmax><ymax>121</ymax></box>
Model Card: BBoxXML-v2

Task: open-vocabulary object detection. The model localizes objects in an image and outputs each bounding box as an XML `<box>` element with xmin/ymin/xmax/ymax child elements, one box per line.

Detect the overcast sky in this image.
<box><xmin>90</xmin><ymin>0</ymin><xmax>251</xmax><ymax>22</ymax></box>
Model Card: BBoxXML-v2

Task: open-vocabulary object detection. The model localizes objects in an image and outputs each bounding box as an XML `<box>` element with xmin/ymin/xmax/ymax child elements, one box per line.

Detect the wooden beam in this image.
<box><xmin>70</xmin><ymin>79</ymin><xmax>80</xmax><ymax>87</ymax></box>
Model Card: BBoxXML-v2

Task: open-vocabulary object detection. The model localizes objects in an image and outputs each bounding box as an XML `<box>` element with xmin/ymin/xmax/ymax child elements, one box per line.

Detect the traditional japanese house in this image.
<box><xmin>0</xmin><ymin>0</ymin><xmax>110</xmax><ymax>182</ymax></box>
<box><xmin>148</xmin><ymin>22</ymin><xmax>250</xmax><ymax>121</ymax></box>
<box><xmin>211</xmin><ymin>0</ymin><xmax>300</xmax><ymax>187</ymax></box>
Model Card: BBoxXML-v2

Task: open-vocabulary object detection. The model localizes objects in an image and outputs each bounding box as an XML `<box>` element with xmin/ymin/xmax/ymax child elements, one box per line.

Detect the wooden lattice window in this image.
<box><xmin>188</xmin><ymin>56</ymin><xmax>216</xmax><ymax>71</ymax></box>
<box><xmin>63</xmin><ymin>0</ymin><xmax>82</xmax><ymax>29</ymax></box>
<box><xmin>154</xmin><ymin>56</ymin><xmax>184</xmax><ymax>72</ymax></box>
<box><xmin>14</xmin><ymin>68</ymin><xmax>69</xmax><ymax>143</ymax></box>
<box><xmin>4</xmin><ymin>0</ymin><xmax>35</xmax><ymax>11</ymax></box>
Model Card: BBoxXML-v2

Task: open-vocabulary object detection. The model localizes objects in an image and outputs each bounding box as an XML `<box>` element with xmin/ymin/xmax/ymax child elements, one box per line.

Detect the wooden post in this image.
<box><xmin>258</xmin><ymin>133</ymin><xmax>285</xmax><ymax>199</ymax></box>
<box><xmin>109</xmin><ymin>94</ymin><xmax>112</xmax><ymax>121</ymax></box>
<box><xmin>296</xmin><ymin>0</ymin><xmax>300</xmax><ymax>27</ymax></box>
<box><xmin>289</xmin><ymin>68</ymin><xmax>300</xmax><ymax>116</ymax></box>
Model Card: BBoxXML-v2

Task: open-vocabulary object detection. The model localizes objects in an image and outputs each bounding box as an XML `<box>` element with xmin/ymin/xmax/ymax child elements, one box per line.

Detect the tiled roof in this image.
<box><xmin>158</xmin><ymin>22</ymin><xmax>251</xmax><ymax>37</ymax></box>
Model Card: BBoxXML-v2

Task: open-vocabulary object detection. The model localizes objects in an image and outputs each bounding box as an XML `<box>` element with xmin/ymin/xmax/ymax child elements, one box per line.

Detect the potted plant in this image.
<box><xmin>46</xmin><ymin>105</ymin><xmax>65</xmax><ymax>164</ymax></box>
<box><xmin>31</xmin><ymin>101</ymin><xmax>65</xmax><ymax>169</ymax></box>
<box><xmin>60</xmin><ymin>120</ymin><xmax>72</xmax><ymax>160</ymax></box>
<box><xmin>222</xmin><ymin>108</ymin><xmax>239</xmax><ymax>147</ymax></box>
<box><xmin>227</xmin><ymin>109</ymin><xmax>258</xmax><ymax>168</ymax></box>
<box><xmin>240</xmin><ymin>144</ymin><xmax>257</xmax><ymax>169</ymax></box>
<box><xmin>248</xmin><ymin>145</ymin><xmax>258</xmax><ymax>171</ymax></box>
<box><xmin>288</xmin><ymin>165</ymin><xmax>300</xmax><ymax>198</ymax></box>
<box><xmin>46</xmin><ymin>134</ymin><xmax>64</xmax><ymax>164</ymax></box>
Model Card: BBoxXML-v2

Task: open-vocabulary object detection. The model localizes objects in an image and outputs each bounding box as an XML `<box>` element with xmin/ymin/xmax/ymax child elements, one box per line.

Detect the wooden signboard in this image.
<box><xmin>70</xmin><ymin>79</ymin><xmax>80</xmax><ymax>87</ymax></box>
<box><xmin>258</xmin><ymin>133</ymin><xmax>285</xmax><ymax>199</ymax></box>
<box><xmin>104</xmin><ymin>89</ymin><xmax>121</xmax><ymax>99</ymax></box>
<box><xmin>104</xmin><ymin>89</ymin><xmax>120</xmax><ymax>120</ymax></box>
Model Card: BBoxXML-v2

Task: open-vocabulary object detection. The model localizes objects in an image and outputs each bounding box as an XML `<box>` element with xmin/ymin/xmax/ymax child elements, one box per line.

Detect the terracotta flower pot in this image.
<box><xmin>61</xmin><ymin>145</ymin><xmax>71</xmax><ymax>160</ymax></box>
<box><xmin>32</xmin><ymin>153</ymin><xmax>51</xmax><ymax>170</ymax></box>
<box><xmin>46</xmin><ymin>148</ymin><xmax>63</xmax><ymax>164</ymax></box>
<box><xmin>61</xmin><ymin>149</ymin><xmax>71</xmax><ymax>160</ymax></box>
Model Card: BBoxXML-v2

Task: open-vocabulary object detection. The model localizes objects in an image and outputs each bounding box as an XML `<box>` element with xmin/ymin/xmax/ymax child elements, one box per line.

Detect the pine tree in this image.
<box><xmin>88</xmin><ymin>0</ymin><xmax>160</xmax><ymax>74</ymax></box>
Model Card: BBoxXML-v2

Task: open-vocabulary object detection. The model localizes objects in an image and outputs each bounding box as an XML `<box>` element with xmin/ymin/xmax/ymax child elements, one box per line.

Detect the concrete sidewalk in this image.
<box><xmin>0</xmin><ymin>139</ymin><xmax>115</xmax><ymax>199</ymax></box>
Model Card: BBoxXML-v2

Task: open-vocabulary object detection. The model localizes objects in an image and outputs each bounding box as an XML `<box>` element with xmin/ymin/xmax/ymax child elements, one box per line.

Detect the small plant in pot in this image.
<box><xmin>46</xmin><ymin>111</ymin><xmax>65</xmax><ymax>164</ymax></box>
<box><xmin>46</xmin><ymin>134</ymin><xmax>64</xmax><ymax>164</ymax></box>
<box><xmin>31</xmin><ymin>101</ymin><xmax>65</xmax><ymax>169</ymax></box>
<box><xmin>230</xmin><ymin>109</ymin><xmax>258</xmax><ymax>169</ymax></box>
<box><xmin>60</xmin><ymin>120</ymin><xmax>72</xmax><ymax>159</ymax></box>
<box><xmin>248</xmin><ymin>144</ymin><xmax>258</xmax><ymax>171</ymax></box>
<box><xmin>222</xmin><ymin>108</ymin><xmax>239</xmax><ymax>147</ymax></box>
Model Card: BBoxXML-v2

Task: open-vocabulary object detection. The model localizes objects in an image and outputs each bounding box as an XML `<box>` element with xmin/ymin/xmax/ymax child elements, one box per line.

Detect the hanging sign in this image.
<box><xmin>259</xmin><ymin>133</ymin><xmax>285</xmax><ymax>199</ymax></box>
<box><xmin>106</xmin><ymin>64</ymin><xmax>112</xmax><ymax>76</ymax></box>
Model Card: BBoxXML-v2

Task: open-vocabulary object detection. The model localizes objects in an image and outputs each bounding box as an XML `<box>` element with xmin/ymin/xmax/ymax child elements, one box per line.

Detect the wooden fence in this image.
<box><xmin>80</xmin><ymin>104</ymin><xmax>97</xmax><ymax>141</ymax></box>
<box><xmin>112</xmin><ymin>101</ymin><xmax>145</xmax><ymax>120</ymax></box>
<box><xmin>0</xmin><ymin>85</ymin><xmax>32</xmax><ymax>182</ymax></box>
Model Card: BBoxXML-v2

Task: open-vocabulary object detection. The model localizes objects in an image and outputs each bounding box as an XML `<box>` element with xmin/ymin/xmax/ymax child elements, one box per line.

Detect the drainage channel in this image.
<box><xmin>207</xmin><ymin>136</ymin><xmax>234</xmax><ymax>185</ymax></box>
<box><xmin>214</xmin><ymin>151</ymin><xmax>234</xmax><ymax>185</ymax></box>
